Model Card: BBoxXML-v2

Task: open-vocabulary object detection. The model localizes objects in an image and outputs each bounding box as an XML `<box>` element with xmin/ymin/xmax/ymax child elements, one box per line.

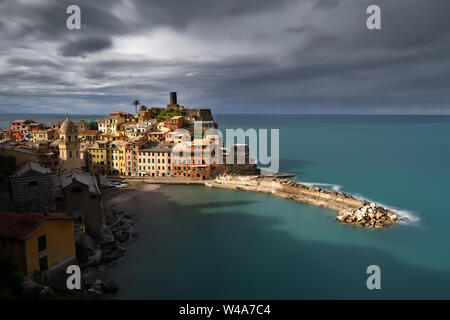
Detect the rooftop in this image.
<box><xmin>84</xmin><ymin>130</ymin><xmax>99</xmax><ymax>135</ymax></box>
<box><xmin>13</xmin><ymin>160</ymin><xmax>52</xmax><ymax>176</ymax></box>
<box><xmin>59</xmin><ymin>170</ymin><xmax>101</xmax><ymax>194</ymax></box>
<box><xmin>0</xmin><ymin>212</ymin><xmax>72</xmax><ymax>241</ymax></box>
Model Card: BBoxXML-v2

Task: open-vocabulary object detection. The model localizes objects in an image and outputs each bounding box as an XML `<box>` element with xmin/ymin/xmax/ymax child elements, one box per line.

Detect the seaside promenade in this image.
<box><xmin>121</xmin><ymin>176</ymin><xmax>208</xmax><ymax>185</ymax></box>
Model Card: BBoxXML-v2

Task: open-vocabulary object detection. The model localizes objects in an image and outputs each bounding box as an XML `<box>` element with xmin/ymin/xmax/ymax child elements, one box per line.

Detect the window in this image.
<box><xmin>39</xmin><ymin>256</ymin><xmax>48</xmax><ymax>272</ymax></box>
<box><xmin>38</xmin><ymin>235</ymin><xmax>46</xmax><ymax>252</ymax></box>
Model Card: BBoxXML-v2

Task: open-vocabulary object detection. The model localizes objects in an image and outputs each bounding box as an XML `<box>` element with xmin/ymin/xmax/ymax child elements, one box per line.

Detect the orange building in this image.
<box><xmin>0</xmin><ymin>212</ymin><xmax>76</xmax><ymax>277</ymax></box>
<box><xmin>171</xmin><ymin>140</ymin><xmax>214</xmax><ymax>180</ymax></box>
<box><xmin>136</xmin><ymin>110</ymin><xmax>151</xmax><ymax>123</ymax></box>
<box><xmin>165</xmin><ymin>116</ymin><xmax>184</xmax><ymax>131</ymax></box>
<box><xmin>83</xmin><ymin>130</ymin><xmax>99</xmax><ymax>143</ymax></box>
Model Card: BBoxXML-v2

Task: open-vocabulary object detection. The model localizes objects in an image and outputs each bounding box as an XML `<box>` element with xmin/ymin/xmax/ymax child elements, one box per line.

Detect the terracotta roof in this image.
<box><xmin>0</xmin><ymin>212</ymin><xmax>72</xmax><ymax>241</ymax></box>
<box><xmin>84</xmin><ymin>130</ymin><xmax>98</xmax><ymax>135</ymax></box>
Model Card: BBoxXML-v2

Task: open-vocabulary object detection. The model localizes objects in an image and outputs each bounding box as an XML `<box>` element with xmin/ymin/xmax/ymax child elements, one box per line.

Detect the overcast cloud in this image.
<box><xmin>0</xmin><ymin>0</ymin><xmax>449</xmax><ymax>114</ymax></box>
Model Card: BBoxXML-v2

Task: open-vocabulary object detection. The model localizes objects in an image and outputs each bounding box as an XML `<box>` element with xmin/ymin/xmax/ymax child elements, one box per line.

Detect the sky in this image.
<box><xmin>0</xmin><ymin>0</ymin><xmax>449</xmax><ymax>114</ymax></box>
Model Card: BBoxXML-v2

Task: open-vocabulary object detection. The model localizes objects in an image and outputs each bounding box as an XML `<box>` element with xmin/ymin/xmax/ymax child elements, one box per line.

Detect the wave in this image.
<box><xmin>299</xmin><ymin>181</ymin><xmax>343</xmax><ymax>192</ymax></box>
<box><xmin>350</xmin><ymin>192</ymin><xmax>419</xmax><ymax>224</ymax></box>
<box><xmin>299</xmin><ymin>181</ymin><xmax>419</xmax><ymax>223</ymax></box>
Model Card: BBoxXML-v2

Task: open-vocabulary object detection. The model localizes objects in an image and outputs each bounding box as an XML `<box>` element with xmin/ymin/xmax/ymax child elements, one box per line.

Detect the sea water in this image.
<box><xmin>99</xmin><ymin>115</ymin><xmax>450</xmax><ymax>299</ymax></box>
<box><xmin>3</xmin><ymin>113</ymin><xmax>450</xmax><ymax>298</ymax></box>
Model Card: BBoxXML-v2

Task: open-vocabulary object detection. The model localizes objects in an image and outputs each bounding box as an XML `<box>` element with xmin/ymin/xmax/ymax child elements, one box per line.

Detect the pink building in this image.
<box><xmin>137</xmin><ymin>145</ymin><xmax>173</xmax><ymax>177</ymax></box>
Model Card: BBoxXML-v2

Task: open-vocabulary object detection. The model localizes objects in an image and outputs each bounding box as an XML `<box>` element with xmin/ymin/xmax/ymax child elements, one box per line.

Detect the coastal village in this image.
<box><xmin>0</xmin><ymin>92</ymin><xmax>260</xmax><ymax>297</ymax></box>
<box><xmin>0</xmin><ymin>92</ymin><xmax>406</xmax><ymax>298</ymax></box>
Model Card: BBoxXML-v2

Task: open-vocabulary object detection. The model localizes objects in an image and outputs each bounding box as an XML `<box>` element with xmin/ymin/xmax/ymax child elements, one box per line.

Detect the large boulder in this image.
<box><xmin>114</xmin><ymin>231</ymin><xmax>130</xmax><ymax>243</ymax></box>
<box><xmin>75</xmin><ymin>232</ymin><xmax>96</xmax><ymax>263</ymax></box>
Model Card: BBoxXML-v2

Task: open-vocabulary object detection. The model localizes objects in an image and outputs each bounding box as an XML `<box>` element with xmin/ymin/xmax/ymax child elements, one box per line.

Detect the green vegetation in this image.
<box><xmin>132</xmin><ymin>100</ymin><xmax>140</xmax><ymax>114</ymax></box>
<box><xmin>88</xmin><ymin>119</ymin><xmax>99</xmax><ymax>130</ymax></box>
<box><xmin>155</xmin><ymin>110</ymin><xmax>184</xmax><ymax>122</ymax></box>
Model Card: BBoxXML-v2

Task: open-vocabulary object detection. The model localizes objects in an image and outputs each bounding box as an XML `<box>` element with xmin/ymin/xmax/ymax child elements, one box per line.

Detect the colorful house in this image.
<box><xmin>136</xmin><ymin>110</ymin><xmax>152</xmax><ymax>123</ymax></box>
<box><xmin>165</xmin><ymin>116</ymin><xmax>184</xmax><ymax>132</ymax></box>
<box><xmin>83</xmin><ymin>130</ymin><xmax>99</xmax><ymax>143</ymax></box>
<box><xmin>137</xmin><ymin>144</ymin><xmax>173</xmax><ymax>177</ymax></box>
<box><xmin>0</xmin><ymin>212</ymin><xmax>76</xmax><ymax>277</ymax></box>
<box><xmin>86</xmin><ymin>142</ymin><xmax>108</xmax><ymax>175</ymax></box>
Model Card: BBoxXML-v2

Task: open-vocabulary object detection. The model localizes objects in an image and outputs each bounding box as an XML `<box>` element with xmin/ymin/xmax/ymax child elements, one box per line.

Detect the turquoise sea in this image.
<box><xmin>99</xmin><ymin>115</ymin><xmax>450</xmax><ymax>299</ymax></box>
<box><xmin>2</xmin><ymin>114</ymin><xmax>450</xmax><ymax>299</ymax></box>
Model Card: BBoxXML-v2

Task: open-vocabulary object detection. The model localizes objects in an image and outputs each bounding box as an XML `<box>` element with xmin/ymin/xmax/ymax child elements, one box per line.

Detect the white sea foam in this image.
<box><xmin>299</xmin><ymin>181</ymin><xmax>343</xmax><ymax>192</ymax></box>
<box><xmin>350</xmin><ymin>192</ymin><xmax>419</xmax><ymax>224</ymax></box>
<box><xmin>299</xmin><ymin>181</ymin><xmax>419</xmax><ymax>224</ymax></box>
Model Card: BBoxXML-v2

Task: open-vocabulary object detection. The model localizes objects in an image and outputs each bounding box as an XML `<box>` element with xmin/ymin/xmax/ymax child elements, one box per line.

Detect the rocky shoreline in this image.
<box><xmin>206</xmin><ymin>176</ymin><xmax>408</xmax><ymax>228</ymax></box>
<box><xmin>76</xmin><ymin>186</ymin><xmax>140</xmax><ymax>296</ymax></box>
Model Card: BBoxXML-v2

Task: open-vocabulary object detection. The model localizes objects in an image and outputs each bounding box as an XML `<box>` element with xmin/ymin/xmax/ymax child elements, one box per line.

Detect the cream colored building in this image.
<box><xmin>58</xmin><ymin>115</ymin><xmax>81</xmax><ymax>172</ymax></box>
<box><xmin>32</xmin><ymin>128</ymin><xmax>54</xmax><ymax>143</ymax></box>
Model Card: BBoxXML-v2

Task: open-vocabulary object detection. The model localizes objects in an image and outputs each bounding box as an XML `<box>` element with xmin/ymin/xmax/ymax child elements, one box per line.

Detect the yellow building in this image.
<box><xmin>98</xmin><ymin>112</ymin><xmax>134</xmax><ymax>135</ymax></box>
<box><xmin>86</xmin><ymin>142</ymin><xmax>108</xmax><ymax>175</ymax></box>
<box><xmin>0</xmin><ymin>212</ymin><xmax>76</xmax><ymax>277</ymax></box>
<box><xmin>0</xmin><ymin>144</ymin><xmax>38</xmax><ymax>166</ymax></box>
<box><xmin>108</xmin><ymin>141</ymin><xmax>127</xmax><ymax>175</ymax></box>
<box><xmin>32</xmin><ymin>128</ymin><xmax>54</xmax><ymax>143</ymax></box>
<box><xmin>98</xmin><ymin>133</ymin><xmax>116</xmax><ymax>142</ymax></box>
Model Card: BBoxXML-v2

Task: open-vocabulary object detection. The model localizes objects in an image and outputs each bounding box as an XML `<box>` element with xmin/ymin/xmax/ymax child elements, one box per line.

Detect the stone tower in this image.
<box><xmin>59</xmin><ymin>115</ymin><xmax>81</xmax><ymax>172</ymax></box>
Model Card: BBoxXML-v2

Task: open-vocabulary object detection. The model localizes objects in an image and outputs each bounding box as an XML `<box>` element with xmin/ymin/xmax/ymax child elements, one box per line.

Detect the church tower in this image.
<box><xmin>59</xmin><ymin>115</ymin><xmax>81</xmax><ymax>172</ymax></box>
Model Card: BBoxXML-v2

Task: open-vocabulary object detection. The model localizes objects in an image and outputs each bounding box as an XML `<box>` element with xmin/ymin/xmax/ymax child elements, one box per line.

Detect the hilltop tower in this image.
<box><xmin>166</xmin><ymin>91</ymin><xmax>185</xmax><ymax>111</ymax></box>
<box><xmin>58</xmin><ymin>115</ymin><xmax>81</xmax><ymax>172</ymax></box>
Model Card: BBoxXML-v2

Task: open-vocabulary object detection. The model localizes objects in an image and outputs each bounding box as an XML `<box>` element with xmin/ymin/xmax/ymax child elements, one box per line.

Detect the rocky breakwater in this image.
<box><xmin>337</xmin><ymin>202</ymin><xmax>407</xmax><ymax>228</ymax></box>
<box><xmin>206</xmin><ymin>176</ymin><xmax>408</xmax><ymax>229</ymax></box>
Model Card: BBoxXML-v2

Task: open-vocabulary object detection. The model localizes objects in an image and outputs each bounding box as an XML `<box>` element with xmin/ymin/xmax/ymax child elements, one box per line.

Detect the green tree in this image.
<box><xmin>132</xmin><ymin>100</ymin><xmax>140</xmax><ymax>114</ymax></box>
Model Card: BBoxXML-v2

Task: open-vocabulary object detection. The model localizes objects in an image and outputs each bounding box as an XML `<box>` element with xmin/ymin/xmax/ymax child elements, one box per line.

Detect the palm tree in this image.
<box><xmin>139</xmin><ymin>105</ymin><xmax>147</xmax><ymax>111</ymax></box>
<box><xmin>132</xmin><ymin>100</ymin><xmax>140</xmax><ymax>114</ymax></box>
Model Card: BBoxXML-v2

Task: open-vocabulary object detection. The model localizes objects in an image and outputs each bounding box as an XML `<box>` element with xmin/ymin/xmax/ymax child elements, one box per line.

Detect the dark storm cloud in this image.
<box><xmin>8</xmin><ymin>57</ymin><xmax>62</xmax><ymax>68</ymax></box>
<box><xmin>130</xmin><ymin>0</ymin><xmax>297</xmax><ymax>29</ymax></box>
<box><xmin>58</xmin><ymin>37</ymin><xmax>112</xmax><ymax>57</ymax></box>
<box><xmin>0</xmin><ymin>0</ymin><xmax>450</xmax><ymax>114</ymax></box>
<box><xmin>313</xmin><ymin>0</ymin><xmax>340</xmax><ymax>9</ymax></box>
